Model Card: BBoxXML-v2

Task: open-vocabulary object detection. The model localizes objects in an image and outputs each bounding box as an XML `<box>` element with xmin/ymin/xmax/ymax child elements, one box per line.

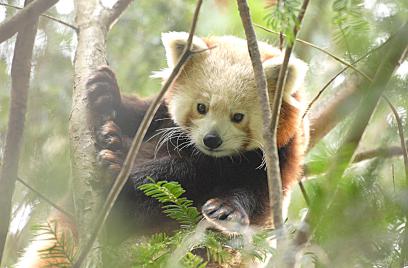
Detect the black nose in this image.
<box><xmin>203</xmin><ymin>133</ymin><xmax>222</xmax><ymax>149</ymax></box>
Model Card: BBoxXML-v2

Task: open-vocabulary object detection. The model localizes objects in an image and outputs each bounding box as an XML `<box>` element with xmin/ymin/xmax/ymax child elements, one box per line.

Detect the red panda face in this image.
<box><xmin>154</xmin><ymin>32</ymin><xmax>308</xmax><ymax>157</ymax></box>
<box><xmin>167</xmin><ymin>79</ymin><xmax>263</xmax><ymax>157</ymax></box>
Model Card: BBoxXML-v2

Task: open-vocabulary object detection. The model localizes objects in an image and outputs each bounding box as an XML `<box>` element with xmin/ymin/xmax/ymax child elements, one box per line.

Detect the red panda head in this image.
<box><xmin>153</xmin><ymin>32</ymin><xmax>308</xmax><ymax>157</ymax></box>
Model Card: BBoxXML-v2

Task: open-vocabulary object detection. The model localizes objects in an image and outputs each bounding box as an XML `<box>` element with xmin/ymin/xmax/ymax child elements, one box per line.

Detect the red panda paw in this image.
<box><xmin>87</xmin><ymin>66</ymin><xmax>121</xmax><ymax>117</ymax></box>
<box><xmin>202</xmin><ymin>198</ymin><xmax>249</xmax><ymax>233</ymax></box>
<box><xmin>96</xmin><ymin>120</ymin><xmax>123</xmax><ymax>151</ymax></box>
<box><xmin>97</xmin><ymin>149</ymin><xmax>123</xmax><ymax>174</ymax></box>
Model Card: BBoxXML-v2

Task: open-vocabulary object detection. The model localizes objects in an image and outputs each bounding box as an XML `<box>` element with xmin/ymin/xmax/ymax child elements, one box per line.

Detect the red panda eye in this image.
<box><xmin>197</xmin><ymin>103</ymin><xmax>207</xmax><ymax>114</ymax></box>
<box><xmin>232</xmin><ymin>113</ymin><xmax>244</xmax><ymax>123</ymax></box>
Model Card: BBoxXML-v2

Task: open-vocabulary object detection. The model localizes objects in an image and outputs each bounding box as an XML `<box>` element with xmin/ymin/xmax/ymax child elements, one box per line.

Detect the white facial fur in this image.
<box><xmin>156</xmin><ymin>32</ymin><xmax>308</xmax><ymax>157</ymax></box>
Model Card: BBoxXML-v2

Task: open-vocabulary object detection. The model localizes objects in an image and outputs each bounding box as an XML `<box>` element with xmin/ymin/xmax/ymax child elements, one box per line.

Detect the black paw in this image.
<box><xmin>96</xmin><ymin>120</ymin><xmax>123</xmax><ymax>151</ymax></box>
<box><xmin>97</xmin><ymin>149</ymin><xmax>123</xmax><ymax>174</ymax></box>
<box><xmin>87</xmin><ymin>66</ymin><xmax>121</xmax><ymax>116</ymax></box>
<box><xmin>202</xmin><ymin>198</ymin><xmax>249</xmax><ymax>232</ymax></box>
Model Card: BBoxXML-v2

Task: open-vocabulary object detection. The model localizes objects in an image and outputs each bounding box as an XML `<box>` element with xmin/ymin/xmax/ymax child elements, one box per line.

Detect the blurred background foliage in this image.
<box><xmin>0</xmin><ymin>0</ymin><xmax>407</xmax><ymax>266</ymax></box>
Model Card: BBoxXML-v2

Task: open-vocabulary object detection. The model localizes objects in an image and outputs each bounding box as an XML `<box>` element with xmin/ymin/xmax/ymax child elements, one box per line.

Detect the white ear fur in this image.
<box><xmin>263</xmin><ymin>56</ymin><xmax>308</xmax><ymax>108</ymax></box>
<box><xmin>161</xmin><ymin>32</ymin><xmax>208</xmax><ymax>68</ymax></box>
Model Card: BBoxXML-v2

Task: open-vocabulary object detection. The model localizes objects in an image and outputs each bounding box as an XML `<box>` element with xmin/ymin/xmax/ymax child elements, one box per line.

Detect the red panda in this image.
<box><xmin>16</xmin><ymin>32</ymin><xmax>308</xmax><ymax>267</ymax></box>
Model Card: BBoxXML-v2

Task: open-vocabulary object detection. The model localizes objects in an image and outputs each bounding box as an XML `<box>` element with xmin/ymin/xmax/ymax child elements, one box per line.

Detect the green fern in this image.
<box><xmin>181</xmin><ymin>252</ymin><xmax>208</xmax><ymax>268</ymax></box>
<box><xmin>138</xmin><ymin>178</ymin><xmax>201</xmax><ymax>227</ymax></box>
<box><xmin>32</xmin><ymin>221</ymin><xmax>76</xmax><ymax>268</ymax></box>
<box><xmin>136</xmin><ymin>179</ymin><xmax>277</xmax><ymax>267</ymax></box>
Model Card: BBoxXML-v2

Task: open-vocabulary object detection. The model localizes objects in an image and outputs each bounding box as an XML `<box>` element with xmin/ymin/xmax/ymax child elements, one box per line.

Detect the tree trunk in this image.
<box><xmin>0</xmin><ymin>0</ymin><xmax>38</xmax><ymax>261</ymax></box>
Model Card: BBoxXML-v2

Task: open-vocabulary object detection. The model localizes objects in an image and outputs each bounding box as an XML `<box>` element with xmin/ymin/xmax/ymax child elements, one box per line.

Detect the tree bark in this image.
<box><xmin>0</xmin><ymin>0</ymin><xmax>38</xmax><ymax>261</ymax></box>
<box><xmin>72</xmin><ymin>1</ymin><xmax>204</xmax><ymax>266</ymax></box>
<box><xmin>70</xmin><ymin>0</ymin><xmax>132</xmax><ymax>266</ymax></box>
<box><xmin>0</xmin><ymin>0</ymin><xmax>58</xmax><ymax>44</ymax></box>
<box><xmin>236</xmin><ymin>0</ymin><xmax>284</xmax><ymax>232</ymax></box>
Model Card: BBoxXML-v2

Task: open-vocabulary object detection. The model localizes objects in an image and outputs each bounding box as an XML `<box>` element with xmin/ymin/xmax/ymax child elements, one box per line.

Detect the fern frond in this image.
<box><xmin>138</xmin><ymin>179</ymin><xmax>201</xmax><ymax>227</ymax></box>
<box><xmin>32</xmin><ymin>221</ymin><xmax>76</xmax><ymax>267</ymax></box>
<box><xmin>181</xmin><ymin>252</ymin><xmax>208</xmax><ymax>268</ymax></box>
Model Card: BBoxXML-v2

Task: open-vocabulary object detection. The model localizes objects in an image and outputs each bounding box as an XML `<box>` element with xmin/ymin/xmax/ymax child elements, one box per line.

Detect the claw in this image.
<box><xmin>202</xmin><ymin>198</ymin><xmax>249</xmax><ymax>233</ymax></box>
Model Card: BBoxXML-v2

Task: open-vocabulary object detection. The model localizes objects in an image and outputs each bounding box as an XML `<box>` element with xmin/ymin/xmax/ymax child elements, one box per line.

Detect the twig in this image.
<box><xmin>0</xmin><ymin>0</ymin><xmax>38</xmax><ymax>261</ymax></box>
<box><xmin>17</xmin><ymin>177</ymin><xmax>74</xmax><ymax>220</ymax></box>
<box><xmin>72</xmin><ymin>0</ymin><xmax>203</xmax><ymax>266</ymax></box>
<box><xmin>298</xmin><ymin>180</ymin><xmax>310</xmax><ymax>206</ymax></box>
<box><xmin>308</xmin><ymin>74</ymin><xmax>362</xmax><ymax>149</ymax></box>
<box><xmin>311</xmin><ymin>22</ymin><xmax>408</xmax><ymax>243</ymax></box>
<box><xmin>254</xmin><ymin>24</ymin><xmax>373</xmax><ymax>82</ymax></box>
<box><xmin>326</xmin><ymin>24</ymin><xmax>408</xmax><ymax>179</ymax></box>
<box><xmin>382</xmin><ymin>95</ymin><xmax>408</xmax><ymax>266</ymax></box>
<box><xmin>0</xmin><ymin>0</ymin><xmax>58</xmax><ymax>44</ymax></box>
<box><xmin>302</xmin><ymin>39</ymin><xmax>390</xmax><ymax>119</ymax></box>
<box><xmin>354</xmin><ymin>144</ymin><xmax>407</xmax><ymax>163</ymax></box>
<box><xmin>236</xmin><ymin>0</ymin><xmax>284</xmax><ymax>234</ymax></box>
<box><xmin>271</xmin><ymin>1</ymin><xmax>311</xmax><ymax>266</ymax></box>
<box><xmin>305</xmin><ymin>144</ymin><xmax>407</xmax><ymax>176</ymax></box>
<box><xmin>0</xmin><ymin>2</ymin><xmax>78</xmax><ymax>31</ymax></box>
<box><xmin>382</xmin><ymin>96</ymin><xmax>408</xmax><ymax>180</ymax></box>
<box><xmin>102</xmin><ymin>0</ymin><xmax>133</xmax><ymax>29</ymax></box>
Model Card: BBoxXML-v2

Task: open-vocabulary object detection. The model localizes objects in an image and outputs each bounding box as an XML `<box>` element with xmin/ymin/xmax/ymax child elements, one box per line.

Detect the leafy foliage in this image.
<box><xmin>138</xmin><ymin>179</ymin><xmax>201</xmax><ymax>227</ymax></box>
<box><xmin>331</xmin><ymin>0</ymin><xmax>371</xmax><ymax>54</ymax></box>
<box><xmin>32</xmin><ymin>221</ymin><xmax>76</xmax><ymax>268</ymax></box>
<box><xmin>133</xmin><ymin>180</ymin><xmax>275</xmax><ymax>267</ymax></box>
<box><xmin>265</xmin><ymin>0</ymin><xmax>302</xmax><ymax>45</ymax></box>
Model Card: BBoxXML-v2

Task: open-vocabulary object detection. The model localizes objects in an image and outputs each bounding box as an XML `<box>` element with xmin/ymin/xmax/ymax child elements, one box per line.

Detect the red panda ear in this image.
<box><xmin>161</xmin><ymin>32</ymin><xmax>208</xmax><ymax>67</ymax></box>
<box><xmin>263</xmin><ymin>56</ymin><xmax>308</xmax><ymax>107</ymax></box>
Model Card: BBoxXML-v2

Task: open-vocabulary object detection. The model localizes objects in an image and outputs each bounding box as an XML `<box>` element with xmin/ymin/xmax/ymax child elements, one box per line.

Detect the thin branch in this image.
<box><xmin>298</xmin><ymin>180</ymin><xmax>310</xmax><ymax>206</ymax></box>
<box><xmin>236</xmin><ymin>0</ymin><xmax>284</xmax><ymax>233</ymax></box>
<box><xmin>304</xmin><ymin>143</ymin><xmax>407</xmax><ymax>176</ymax></box>
<box><xmin>326</xmin><ymin>24</ymin><xmax>408</xmax><ymax>179</ymax></box>
<box><xmin>102</xmin><ymin>0</ymin><xmax>133</xmax><ymax>29</ymax></box>
<box><xmin>302</xmin><ymin>39</ymin><xmax>390</xmax><ymax>119</ymax></box>
<box><xmin>0</xmin><ymin>0</ymin><xmax>58</xmax><ymax>44</ymax></box>
<box><xmin>353</xmin><ymin>144</ymin><xmax>406</xmax><ymax>163</ymax></box>
<box><xmin>308</xmin><ymin>74</ymin><xmax>362</xmax><ymax>149</ymax></box>
<box><xmin>0</xmin><ymin>2</ymin><xmax>78</xmax><ymax>31</ymax></box>
<box><xmin>0</xmin><ymin>0</ymin><xmax>39</xmax><ymax>260</ymax></box>
<box><xmin>382</xmin><ymin>96</ymin><xmax>408</xmax><ymax>180</ymax></box>
<box><xmin>72</xmin><ymin>0</ymin><xmax>203</xmax><ymax>266</ymax></box>
<box><xmin>17</xmin><ymin>177</ymin><xmax>74</xmax><ymax>219</ymax></box>
<box><xmin>382</xmin><ymin>95</ymin><xmax>408</xmax><ymax>266</ymax></box>
<box><xmin>255</xmin><ymin>24</ymin><xmax>373</xmax><ymax>82</ymax></box>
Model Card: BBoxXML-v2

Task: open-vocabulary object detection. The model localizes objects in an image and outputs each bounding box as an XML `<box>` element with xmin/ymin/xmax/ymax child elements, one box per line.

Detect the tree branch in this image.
<box><xmin>323</xmin><ymin>22</ymin><xmax>408</xmax><ymax>202</ymax></box>
<box><xmin>307</xmin><ymin>33</ymin><xmax>393</xmax><ymax>150</ymax></box>
<box><xmin>383</xmin><ymin>95</ymin><xmax>408</xmax><ymax>266</ymax></box>
<box><xmin>0</xmin><ymin>2</ymin><xmax>78</xmax><ymax>31</ymax></box>
<box><xmin>17</xmin><ymin>177</ymin><xmax>74</xmax><ymax>220</ymax></box>
<box><xmin>382</xmin><ymin>96</ymin><xmax>408</xmax><ymax>181</ymax></box>
<box><xmin>102</xmin><ymin>0</ymin><xmax>133</xmax><ymax>29</ymax></box>
<box><xmin>72</xmin><ymin>0</ymin><xmax>203</xmax><ymax>267</ymax></box>
<box><xmin>255</xmin><ymin>24</ymin><xmax>373</xmax><ymax>82</ymax></box>
<box><xmin>0</xmin><ymin>0</ymin><xmax>38</xmax><ymax>261</ymax></box>
<box><xmin>0</xmin><ymin>0</ymin><xmax>58</xmax><ymax>44</ymax></box>
<box><xmin>70</xmin><ymin>0</ymin><xmax>116</xmax><ymax>266</ymax></box>
<box><xmin>302</xmin><ymin>39</ymin><xmax>390</xmax><ymax>120</ymax></box>
<box><xmin>308</xmin><ymin>74</ymin><xmax>363</xmax><ymax>149</ymax></box>
<box><xmin>236</xmin><ymin>0</ymin><xmax>284</xmax><ymax>232</ymax></box>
